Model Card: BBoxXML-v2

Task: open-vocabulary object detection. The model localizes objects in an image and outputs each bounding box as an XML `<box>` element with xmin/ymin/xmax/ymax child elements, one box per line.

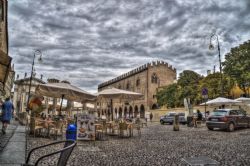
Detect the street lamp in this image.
<box><xmin>209</xmin><ymin>34</ymin><xmax>223</xmax><ymax>96</ymax></box>
<box><xmin>26</xmin><ymin>50</ymin><xmax>43</xmax><ymax>112</ymax></box>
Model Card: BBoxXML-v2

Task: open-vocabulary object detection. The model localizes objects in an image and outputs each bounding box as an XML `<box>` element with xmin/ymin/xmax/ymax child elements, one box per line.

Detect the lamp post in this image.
<box><xmin>26</xmin><ymin>50</ymin><xmax>43</xmax><ymax>112</ymax></box>
<box><xmin>209</xmin><ymin>34</ymin><xmax>223</xmax><ymax>96</ymax></box>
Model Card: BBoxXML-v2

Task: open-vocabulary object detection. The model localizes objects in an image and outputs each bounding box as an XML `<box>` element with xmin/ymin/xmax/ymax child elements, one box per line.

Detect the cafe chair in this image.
<box><xmin>33</xmin><ymin>118</ymin><xmax>45</xmax><ymax>137</ymax></box>
<box><xmin>22</xmin><ymin>140</ymin><xmax>76</xmax><ymax>166</ymax></box>
<box><xmin>50</xmin><ymin>120</ymin><xmax>64</xmax><ymax>140</ymax></box>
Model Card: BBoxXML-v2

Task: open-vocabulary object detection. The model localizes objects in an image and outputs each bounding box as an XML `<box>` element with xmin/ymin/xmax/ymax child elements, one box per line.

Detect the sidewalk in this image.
<box><xmin>0</xmin><ymin>120</ymin><xmax>26</xmax><ymax>166</ymax></box>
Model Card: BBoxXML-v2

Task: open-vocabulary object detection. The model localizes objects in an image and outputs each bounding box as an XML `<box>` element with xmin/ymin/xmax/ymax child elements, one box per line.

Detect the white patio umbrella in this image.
<box><xmin>97</xmin><ymin>87</ymin><xmax>143</xmax><ymax>120</ymax></box>
<box><xmin>234</xmin><ymin>97</ymin><xmax>250</xmax><ymax>102</ymax></box>
<box><xmin>97</xmin><ymin>87</ymin><xmax>143</xmax><ymax>99</ymax></box>
<box><xmin>35</xmin><ymin>82</ymin><xmax>96</xmax><ymax>114</ymax></box>
<box><xmin>200</xmin><ymin>97</ymin><xmax>241</xmax><ymax>106</ymax></box>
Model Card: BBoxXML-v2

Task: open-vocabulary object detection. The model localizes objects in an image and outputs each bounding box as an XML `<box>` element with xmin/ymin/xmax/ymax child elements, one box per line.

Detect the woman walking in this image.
<box><xmin>1</xmin><ymin>97</ymin><xmax>14</xmax><ymax>135</ymax></box>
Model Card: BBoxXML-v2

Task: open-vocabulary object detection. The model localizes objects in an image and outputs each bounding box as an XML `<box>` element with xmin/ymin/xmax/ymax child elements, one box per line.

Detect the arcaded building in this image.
<box><xmin>98</xmin><ymin>61</ymin><xmax>176</xmax><ymax>119</ymax></box>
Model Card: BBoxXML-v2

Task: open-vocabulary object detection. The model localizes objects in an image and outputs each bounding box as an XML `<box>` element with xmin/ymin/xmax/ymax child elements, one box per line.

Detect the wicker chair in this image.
<box><xmin>119</xmin><ymin>122</ymin><xmax>129</xmax><ymax>138</ymax></box>
<box><xmin>49</xmin><ymin>120</ymin><xmax>64</xmax><ymax>140</ymax></box>
<box><xmin>33</xmin><ymin>118</ymin><xmax>46</xmax><ymax>137</ymax></box>
<box><xmin>22</xmin><ymin>140</ymin><xmax>76</xmax><ymax>166</ymax></box>
<box><xmin>135</xmin><ymin>118</ymin><xmax>141</xmax><ymax>137</ymax></box>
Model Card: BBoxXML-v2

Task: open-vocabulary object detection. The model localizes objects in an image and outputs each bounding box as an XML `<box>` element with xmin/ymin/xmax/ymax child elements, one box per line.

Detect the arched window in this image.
<box><xmin>126</xmin><ymin>82</ymin><xmax>130</xmax><ymax>90</ymax></box>
<box><xmin>0</xmin><ymin>1</ymin><xmax>3</xmax><ymax>21</ymax></box>
<box><xmin>136</xmin><ymin>78</ymin><xmax>140</xmax><ymax>86</ymax></box>
<box><xmin>151</xmin><ymin>73</ymin><xmax>158</xmax><ymax>84</ymax></box>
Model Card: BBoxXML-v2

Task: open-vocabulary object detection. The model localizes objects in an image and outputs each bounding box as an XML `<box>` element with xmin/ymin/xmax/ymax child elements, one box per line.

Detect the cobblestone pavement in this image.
<box><xmin>0</xmin><ymin>121</ymin><xmax>18</xmax><ymax>151</ymax></box>
<box><xmin>27</xmin><ymin>123</ymin><xmax>250</xmax><ymax>166</ymax></box>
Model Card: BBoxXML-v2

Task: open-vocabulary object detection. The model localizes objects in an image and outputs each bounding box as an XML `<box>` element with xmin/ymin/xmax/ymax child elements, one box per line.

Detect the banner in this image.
<box><xmin>77</xmin><ymin>113</ymin><xmax>95</xmax><ymax>140</ymax></box>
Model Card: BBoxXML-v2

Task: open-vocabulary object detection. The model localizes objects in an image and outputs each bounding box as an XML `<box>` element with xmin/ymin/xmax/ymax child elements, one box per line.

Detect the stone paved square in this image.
<box><xmin>26</xmin><ymin>123</ymin><xmax>250</xmax><ymax>166</ymax></box>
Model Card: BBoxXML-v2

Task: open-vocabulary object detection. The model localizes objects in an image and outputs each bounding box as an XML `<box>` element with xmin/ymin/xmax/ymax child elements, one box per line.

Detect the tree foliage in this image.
<box><xmin>177</xmin><ymin>70</ymin><xmax>203</xmax><ymax>105</ymax></box>
<box><xmin>156</xmin><ymin>83</ymin><xmax>179</xmax><ymax>108</ymax></box>
<box><xmin>223</xmin><ymin>40</ymin><xmax>250</xmax><ymax>94</ymax></box>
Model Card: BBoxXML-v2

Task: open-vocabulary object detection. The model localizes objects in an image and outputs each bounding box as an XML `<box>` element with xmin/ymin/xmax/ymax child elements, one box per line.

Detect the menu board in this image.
<box><xmin>76</xmin><ymin>113</ymin><xmax>95</xmax><ymax>140</ymax></box>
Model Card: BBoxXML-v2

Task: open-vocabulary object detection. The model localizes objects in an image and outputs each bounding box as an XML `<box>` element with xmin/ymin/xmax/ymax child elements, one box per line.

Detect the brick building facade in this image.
<box><xmin>0</xmin><ymin>0</ymin><xmax>15</xmax><ymax>100</ymax></box>
<box><xmin>98</xmin><ymin>61</ymin><xmax>176</xmax><ymax>119</ymax></box>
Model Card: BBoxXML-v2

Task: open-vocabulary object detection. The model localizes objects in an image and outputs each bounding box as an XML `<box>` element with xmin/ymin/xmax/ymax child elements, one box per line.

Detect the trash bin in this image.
<box><xmin>66</xmin><ymin>124</ymin><xmax>77</xmax><ymax>140</ymax></box>
<box><xmin>187</xmin><ymin>116</ymin><xmax>193</xmax><ymax>127</ymax></box>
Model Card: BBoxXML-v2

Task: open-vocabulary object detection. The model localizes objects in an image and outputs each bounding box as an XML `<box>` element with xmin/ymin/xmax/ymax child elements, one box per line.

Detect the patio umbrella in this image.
<box><xmin>200</xmin><ymin>97</ymin><xmax>241</xmax><ymax>106</ymax></box>
<box><xmin>97</xmin><ymin>87</ymin><xmax>143</xmax><ymax>120</ymax></box>
<box><xmin>97</xmin><ymin>87</ymin><xmax>143</xmax><ymax>100</ymax></box>
<box><xmin>234</xmin><ymin>97</ymin><xmax>250</xmax><ymax>102</ymax></box>
<box><xmin>35</xmin><ymin>82</ymin><xmax>96</xmax><ymax>115</ymax></box>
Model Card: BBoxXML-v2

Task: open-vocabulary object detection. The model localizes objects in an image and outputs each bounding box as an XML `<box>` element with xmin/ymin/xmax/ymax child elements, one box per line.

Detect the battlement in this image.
<box><xmin>98</xmin><ymin>61</ymin><xmax>176</xmax><ymax>89</ymax></box>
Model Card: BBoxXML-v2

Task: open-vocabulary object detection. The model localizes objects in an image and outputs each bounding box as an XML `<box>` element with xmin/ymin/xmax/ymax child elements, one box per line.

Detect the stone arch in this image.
<box><xmin>124</xmin><ymin>106</ymin><xmax>128</xmax><ymax>118</ymax></box>
<box><xmin>140</xmin><ymin>104</ymin><xmax>145</xmax><ymax>118</ymax></box>
<box><xmin>115</xmin><ymin>108</ymin><xmax>118</xmax><ymax>119</ymax></box>
<box><xmin>107</xmin><ymin>108</ymin><xmax>111</xmax><ymax>120</ymax></box>
<box><xmin>129</xmin><ymin>106</ymin><xmax>133</xmax><ymax>118</ymax></box>
<box><xmin>152</xmin><ymin>103</ymin><xmax>158</xmax><ymax>110</ymax></box>
<box><xmin>134</xmin><ymin>105</ymin><xmax>139</xmax><ymax>118</ymax></box>
<box><xmin>119</xmin><ymin>107</ymin><xmax>122</xmax><ymax>118</ymax></box>
<box><xmin>98</xmin><ymin>110</ymin><xmax>100</xmax><ymax>117</ymax></box>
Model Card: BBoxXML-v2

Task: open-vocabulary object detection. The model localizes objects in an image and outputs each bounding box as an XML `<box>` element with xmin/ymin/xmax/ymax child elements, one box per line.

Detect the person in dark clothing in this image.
<box><xmin>197</xmin><ymin>110</ymin><xmax>203</xmax><ymax>121</ymax></box>
<box><xmin>149</xmin><ymin>112</ymin><xmax>153</xmax><ymax>122</ymax></box>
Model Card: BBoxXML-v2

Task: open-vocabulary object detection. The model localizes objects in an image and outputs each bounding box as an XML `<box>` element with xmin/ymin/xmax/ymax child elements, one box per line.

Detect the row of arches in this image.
<box><xmin>98</xmin><ymin>105</ymin><xmax>145</xmax><ymax>120</ymax></box>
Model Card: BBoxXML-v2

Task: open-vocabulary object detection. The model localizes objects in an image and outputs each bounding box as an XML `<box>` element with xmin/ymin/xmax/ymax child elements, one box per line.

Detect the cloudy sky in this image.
<box><xmin>8</xmin><ymin>0</ymin><xmax>250</xmax><ymax>93</ymax></box>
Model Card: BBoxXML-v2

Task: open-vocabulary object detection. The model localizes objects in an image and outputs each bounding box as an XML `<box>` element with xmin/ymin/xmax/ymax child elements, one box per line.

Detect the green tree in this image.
<box><xmin>223</xmin><ymin>40</ymin><xmax>250</xmax><ymax>95</ymax></box>
<box><xmin>177</xmin><ymin>70</ymin><xmax>203</xmax><ymax>105</ymax></box>
<box><xmin>199</xmin><ymin>73</ymin><xmax>234</xmax><ymax>99</ymax></box>
<box><xmin>156</xmin><ymin>83</ymin><xmax>179</xmax><ymax>108</ymax></box>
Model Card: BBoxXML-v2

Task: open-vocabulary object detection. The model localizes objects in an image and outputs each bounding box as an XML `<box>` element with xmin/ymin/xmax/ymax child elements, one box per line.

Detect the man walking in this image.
<box><xmin>1</xmin><ymin>97</ymin><xmax>14</xmax><ymax>134</ymax></box>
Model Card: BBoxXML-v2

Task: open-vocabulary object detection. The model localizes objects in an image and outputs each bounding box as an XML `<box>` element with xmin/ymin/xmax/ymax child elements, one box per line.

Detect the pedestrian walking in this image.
<box><xmin>150</xmin><ymin>112</ymin><xmax>153</xmax><ymax>122</ymax></box>
<box><xmin>1</xmin><ymin>97</ymin><xmax>14</xmax><ymax>135</ymax></box>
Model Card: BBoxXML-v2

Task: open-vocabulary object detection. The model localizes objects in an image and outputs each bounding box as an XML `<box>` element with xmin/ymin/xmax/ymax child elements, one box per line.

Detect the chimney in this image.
<box><xmin>40</xmin><ymin>74</ymin><xmax>43</xmax><ymax>80</ymax></box>
<box><xmin>207</xmin><ymin>70</ymin><xmax>211</xmax><ymax>75</ymax></box>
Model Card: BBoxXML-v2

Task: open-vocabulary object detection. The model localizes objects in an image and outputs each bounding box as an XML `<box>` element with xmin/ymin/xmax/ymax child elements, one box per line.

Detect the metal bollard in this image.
<box><xmin>173</xmin><ymin>114</ymin><xmax>179</xmax><ymax>131</ymax></box>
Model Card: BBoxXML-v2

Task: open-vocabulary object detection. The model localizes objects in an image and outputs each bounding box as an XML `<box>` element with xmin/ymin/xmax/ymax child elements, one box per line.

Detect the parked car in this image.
<box><xmin>160</xmin><ymin>112</ymin><xmax>187</xmax><ymax>125</ymax></box>
<box><xmin>206</xmin><ymin>109</ymin><xmax>250</xmax><ymax>132</ymax></box>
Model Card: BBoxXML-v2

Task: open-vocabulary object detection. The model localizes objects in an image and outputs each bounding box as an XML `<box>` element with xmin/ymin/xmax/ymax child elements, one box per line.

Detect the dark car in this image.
<box><xmin>206</xmin><ymin>109</ymin><xmax>250</xmax><ymax>132</ymax></box>
<box><xmin>160</xmin><ymin>112</ymin><xmax>187</xmax><ymax>125</ymax></box>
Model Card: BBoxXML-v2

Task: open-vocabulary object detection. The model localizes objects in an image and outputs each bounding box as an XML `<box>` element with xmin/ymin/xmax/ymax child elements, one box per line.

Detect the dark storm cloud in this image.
<box><xmin>8</xmin><ymin>0</ymin><xmax>250</xmax><ymax>93</ymax></box>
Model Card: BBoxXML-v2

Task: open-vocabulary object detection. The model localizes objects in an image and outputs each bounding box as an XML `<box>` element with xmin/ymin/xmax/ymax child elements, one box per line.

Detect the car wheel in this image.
<box><xmin>160</xmin><ymin>120</ymin><xmax>164</xmax><ymax>125</ymax></box>
<box><xmin>227</xmin><ymin>122</ymin><xmax>235</xmax><ymax>132</ymax></box>
<box><xmin>207</xmin><ymin>127</ymin><xmax>213</xmax><ymax>130</ymax></box>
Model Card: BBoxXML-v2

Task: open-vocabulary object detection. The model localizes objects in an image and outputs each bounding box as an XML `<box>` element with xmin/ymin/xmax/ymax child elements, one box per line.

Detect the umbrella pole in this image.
<box><xmin>59</xmin><ymin>94</ymin><xmax>65</xmax><ymax>116</ymax></box>
<box><xmin>111</xmin><ymin>99</ymin><xmax>113</xmax><ymax>121</ymax></box>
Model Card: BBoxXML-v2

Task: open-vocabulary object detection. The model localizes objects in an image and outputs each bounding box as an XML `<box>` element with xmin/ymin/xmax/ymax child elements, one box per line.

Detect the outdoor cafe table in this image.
<box><xmin>36</xmin><ymin>119</ymin><xmax>56</xmax><ymax>138</ymax></box>
<box><xmin>106</xmin><ymin>121</ymin><xmax>119</xmax><ymax>135</ymax></box>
